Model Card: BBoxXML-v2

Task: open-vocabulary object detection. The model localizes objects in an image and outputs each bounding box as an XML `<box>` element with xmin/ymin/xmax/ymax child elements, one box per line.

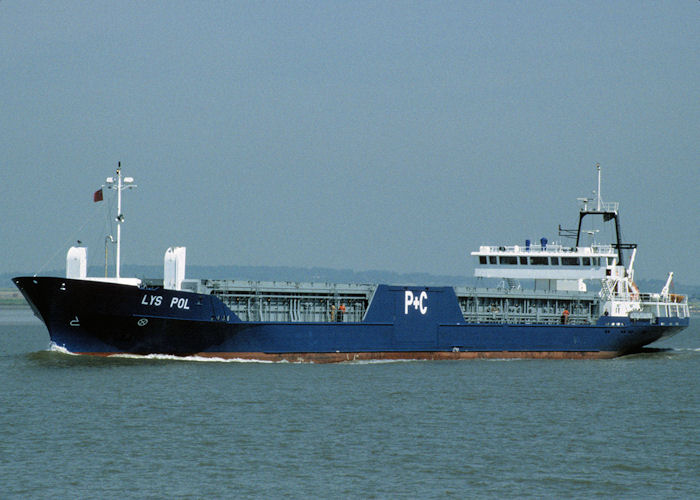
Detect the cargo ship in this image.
<box><xmin>14</xmin><ymin>164</ymin><xmax>690</xmax><ymax>361</ymax></box>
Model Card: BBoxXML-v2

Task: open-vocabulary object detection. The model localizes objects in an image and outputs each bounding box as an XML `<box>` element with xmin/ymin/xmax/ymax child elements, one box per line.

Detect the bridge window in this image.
<box><xmin>550</xmin><ymin>257</ymin><xmax>559</xmax><ymax>265</ymax></box>
<box><xmin>582</xmin><ymin>257</ymin><xmax>591</xmax><ymax>266</ymax></box>
<box><xmin>479</xmin><ymin>256</ymin><xmax>487</xmax><ymax>265</ymax></box>
<box><xmin>499</xmin><ymin>256</ymin><xmax>518</xmax><ymax>265</ymax></box>
<box><xmin>562</xmin><ymin>257</ymin><xmax>579</xmax><ymax>265</ymax></box>
<box><xmin>530</xmin><ymin>257</ymin><xmax>548</xmax><ymax>265</ymax></box>
<box><xmin>489</xmin><ymin>256</ymin><xmax>497</xmax><ymax>264</ymax></box>
<box><xmin>519</xmin><ymin>257</ymin><xmax>527</xmax><ymax>265</ymax></box>
<box><xmin>592</xmin><ymin>257</ymin><xmax>600</xmax><ymax>266</ymax></box>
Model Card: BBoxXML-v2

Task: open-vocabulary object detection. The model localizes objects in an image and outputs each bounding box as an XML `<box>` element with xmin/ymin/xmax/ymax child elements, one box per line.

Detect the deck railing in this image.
<box><xmin>638</xmin><ymin>294</ymin><xmax>689</xmax><ymax>318</ymax></box>
<box><xmin>599</xmin><ymin>292</ymin><xmax>689</xmax><ymax>319</ymax></box>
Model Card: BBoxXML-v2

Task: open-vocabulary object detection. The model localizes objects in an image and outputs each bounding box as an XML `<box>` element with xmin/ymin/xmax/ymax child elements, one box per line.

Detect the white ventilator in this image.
<box><xmin>164</xmin><ymin>247</ymin><xmax>187</xmax><ymax>290</ymax></box>
<box><xmin>66</xmin><ymin>246</ymin><xmax>87</xmax><ymax>279</ymax></box>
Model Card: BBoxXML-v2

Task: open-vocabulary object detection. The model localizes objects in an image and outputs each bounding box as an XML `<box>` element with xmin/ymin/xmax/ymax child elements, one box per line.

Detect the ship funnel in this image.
<box><xmin>164</xmin><ymin>247</ymin><xmax>186</xmax><ymax>290</ymax></box>
<box><xmin>67</xmin><ymin>246</ymin><xmax>87</xmax><ymax>279</ymax></box>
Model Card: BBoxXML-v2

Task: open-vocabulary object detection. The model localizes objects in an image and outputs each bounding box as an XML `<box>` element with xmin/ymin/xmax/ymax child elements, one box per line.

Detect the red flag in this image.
<box><xmin>93</xmin><ymin>188</ymin><xmax>103</xmax><ymax>202</ymax></box>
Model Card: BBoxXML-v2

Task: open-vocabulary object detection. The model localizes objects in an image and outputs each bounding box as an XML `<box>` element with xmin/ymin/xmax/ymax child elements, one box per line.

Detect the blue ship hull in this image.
<box><xmin>13</xmin><ymin>276</ymin><xmax>689</xmax><ymax>361</ymax></box>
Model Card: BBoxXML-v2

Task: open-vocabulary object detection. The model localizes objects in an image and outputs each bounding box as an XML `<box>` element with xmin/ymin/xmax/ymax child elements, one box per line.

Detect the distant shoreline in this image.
<box><xmin>0</xmin><ymin>289</ymin><xmax>25</xmax><ymax>307</ymax></box>
<box><xmin>0</xmin><ymin>303</ymin><xmax>30</xmax><ymax>309</ymax></box>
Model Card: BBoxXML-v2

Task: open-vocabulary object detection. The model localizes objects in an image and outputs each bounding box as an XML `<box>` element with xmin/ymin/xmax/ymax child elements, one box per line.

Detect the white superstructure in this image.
<box><xmin>471</xmin><ymin>165</ymin><xmax>689</xmax><ymax>320</ymax></box>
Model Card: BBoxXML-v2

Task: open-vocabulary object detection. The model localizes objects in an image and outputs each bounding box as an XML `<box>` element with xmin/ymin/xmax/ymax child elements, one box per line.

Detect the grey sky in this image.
<box><xmin>1</xmin><ymin>1</ymin><xmax>698</xmax><ymax>284</ymax></box>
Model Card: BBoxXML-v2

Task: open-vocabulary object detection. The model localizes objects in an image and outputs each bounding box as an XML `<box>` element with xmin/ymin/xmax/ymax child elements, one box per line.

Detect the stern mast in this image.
<box><xmin>574</xmin><ymin>163</ymin><xmax>633</xmax><ymax>267</ymax></box>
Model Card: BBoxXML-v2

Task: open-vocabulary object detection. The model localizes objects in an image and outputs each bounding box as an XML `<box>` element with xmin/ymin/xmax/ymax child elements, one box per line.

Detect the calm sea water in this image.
<box><xmin>1</xmin><ymin>307</ymin><xmax>698</xmax><ymax>499</ymax></box>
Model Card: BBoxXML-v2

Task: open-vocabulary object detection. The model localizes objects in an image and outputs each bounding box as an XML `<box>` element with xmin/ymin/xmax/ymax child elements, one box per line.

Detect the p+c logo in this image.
<box><xmin>404</xmin><ymin>290</ymin><xmax>428</xmax><ymax>315</ymax></box>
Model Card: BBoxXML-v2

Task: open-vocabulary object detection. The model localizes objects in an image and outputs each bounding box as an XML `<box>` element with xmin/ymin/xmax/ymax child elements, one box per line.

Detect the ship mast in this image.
<box><xmin>596</xmin><ymin>162</ymin><xmax>602</xmax><ymax>211</ymax></box>
<box><xmin>105</xmin><ymin>162</ymin><xmax>136</xmax><ymax>279</ymax></box>
<box><xmin>574</xmin><ymin>163</ymin><xmax>635</xmax><ymax>267</ymax></box>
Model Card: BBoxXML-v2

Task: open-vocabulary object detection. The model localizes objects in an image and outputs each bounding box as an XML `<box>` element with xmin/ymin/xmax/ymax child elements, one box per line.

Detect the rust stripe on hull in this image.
<box><xmin>78</xmin><ymin>350</ymin><xmax>620</xmax><ymax>362</ymax></box>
